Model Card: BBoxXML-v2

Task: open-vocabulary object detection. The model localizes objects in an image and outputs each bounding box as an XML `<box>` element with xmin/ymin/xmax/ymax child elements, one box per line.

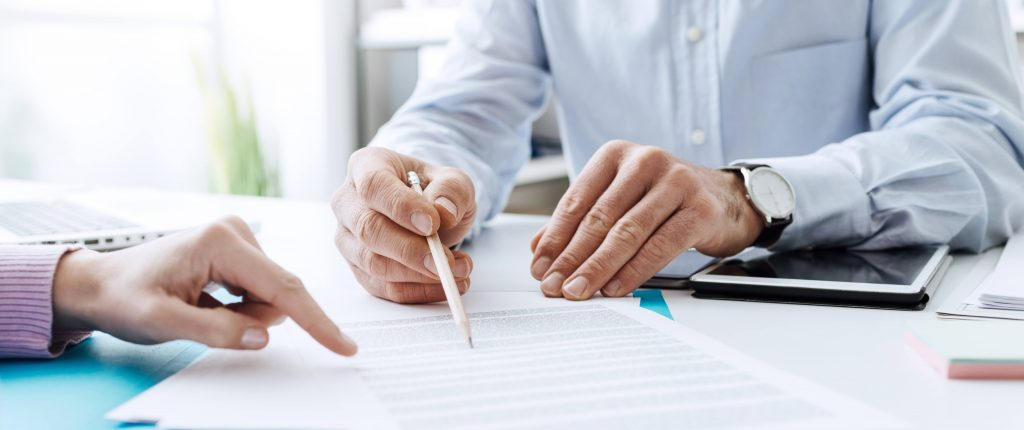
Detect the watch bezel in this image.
<box><xmin>745</xmin><ymin>167</ymin><xmax>796</xmax><ymax>219</ymax></box>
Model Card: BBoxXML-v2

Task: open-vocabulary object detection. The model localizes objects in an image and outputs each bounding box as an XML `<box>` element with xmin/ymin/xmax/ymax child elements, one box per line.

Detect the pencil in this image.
<box><xmin>407</xmin><ymin>171</ymin><xmax>474</xmax><ymax>348</ymax></box>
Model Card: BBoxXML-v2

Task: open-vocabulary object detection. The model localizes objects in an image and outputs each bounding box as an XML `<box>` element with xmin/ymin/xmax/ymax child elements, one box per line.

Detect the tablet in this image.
<box><xmin>643</xmin><ymin>250</ymin><xmax>718</xmax><ymax>288</ymax></box>
<box><xmin>688</xmin><ymin>245</ymin><xmax>951</xmax><ymax>309</ymax></box>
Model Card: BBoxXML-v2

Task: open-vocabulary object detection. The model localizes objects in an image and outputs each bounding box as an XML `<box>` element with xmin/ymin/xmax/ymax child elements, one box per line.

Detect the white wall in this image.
<box><xmin>0</xmin><ymin>1</ymin><xmax>214</xmax><ymax>191</ymax></box>
<box><xmin>0</xmin><ymin>0</ymin><xmax>359</xmax><ymax>201</ymax></box>
<box><xmin>218</xmin><ymin>0</ymin><xmax>357</xmax><ymax>200</ymax></box>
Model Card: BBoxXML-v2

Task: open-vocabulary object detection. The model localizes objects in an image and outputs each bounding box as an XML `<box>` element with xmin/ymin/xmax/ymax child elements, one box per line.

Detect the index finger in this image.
<box><xmin>530</xmin><ymin>144</ymin><xmax>621</xmax><ymax>279</ymax></box>
<box><xmin>207</xmin><ymin>232</ymin><xmax>358</xmax><ymax>356</ymax></box>
<box><xmin>348</xmin><ymin>148</ymin><xmax>439</xmax><ymax>236</ymax></box>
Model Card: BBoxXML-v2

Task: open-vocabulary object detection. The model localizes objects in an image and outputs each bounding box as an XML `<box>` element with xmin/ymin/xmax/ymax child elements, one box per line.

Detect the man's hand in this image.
<box><xmin>51</xmin><ymin>217</ymin><xmax>358</xmax><ymax>356</ymax></box>
<box><xmin>332</xmin><ymin>147</ymin><xmax>477</xmax><ymax>304</ymax></box>
<box><xmin>530</xmin><ymin>140</ymin><xmax>764</xmax><ymax>300</ymax></box>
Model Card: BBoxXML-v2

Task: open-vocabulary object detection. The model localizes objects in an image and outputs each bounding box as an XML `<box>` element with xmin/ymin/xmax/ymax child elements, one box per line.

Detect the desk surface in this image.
<box><xmin>1</xmin><ymin>183</ymin><xmax>1022</xmax><ymax>429</ymax></box>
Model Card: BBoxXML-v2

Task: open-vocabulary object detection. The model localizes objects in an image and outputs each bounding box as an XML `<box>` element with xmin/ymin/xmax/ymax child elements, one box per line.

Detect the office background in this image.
<box><xmin>2</xmin><ymin>0</ymin><xmax>1024</xmax><ymax>213</ymax></box>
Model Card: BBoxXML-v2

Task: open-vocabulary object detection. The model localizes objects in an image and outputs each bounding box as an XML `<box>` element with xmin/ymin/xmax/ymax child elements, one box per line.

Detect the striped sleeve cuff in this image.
<box><xmin>0</xmin><ymin>246</ymin><xmax>91</xmax><ymax>359</ymax></box>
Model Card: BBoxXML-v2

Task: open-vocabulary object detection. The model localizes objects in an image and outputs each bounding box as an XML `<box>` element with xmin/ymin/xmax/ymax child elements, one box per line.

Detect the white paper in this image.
<box><xmin>976</xmin><ymin>229</ymin><xmax>1024</xmax><ymax>309</ymax></box>
<box><xmin>939</xmin><ymin>230</ymin><xmax>1024</xmax><ymax>320</ymax></box>
<box><xmin>109</xmin><ymin>293</ymin><xmax>901</xmax><ymax>430</ymax></box>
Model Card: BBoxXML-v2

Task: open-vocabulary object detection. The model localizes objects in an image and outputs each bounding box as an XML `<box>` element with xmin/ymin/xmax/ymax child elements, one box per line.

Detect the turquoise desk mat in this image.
<box><xmin>0</xmin><ymin>289</ymin><xmax>672</xmax><ymax>429</ymax></box>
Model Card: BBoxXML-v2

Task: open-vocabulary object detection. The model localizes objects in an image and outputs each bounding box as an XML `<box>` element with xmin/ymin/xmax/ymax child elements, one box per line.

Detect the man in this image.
<box><xmin>332</xmin><ymin>1</ymin><xmax>1024</xmax><ymax>303</ymax></box>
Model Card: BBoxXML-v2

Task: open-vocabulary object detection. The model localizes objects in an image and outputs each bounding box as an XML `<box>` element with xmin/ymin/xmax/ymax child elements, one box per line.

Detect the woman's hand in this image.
<box><xmin>51</xmin><ymin>217</ymin><xmax>358</xmax><ymax>356</ymax></box>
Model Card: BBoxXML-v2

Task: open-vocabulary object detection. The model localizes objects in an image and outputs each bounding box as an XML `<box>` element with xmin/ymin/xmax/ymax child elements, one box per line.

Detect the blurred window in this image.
<box><xmin>0</xmin><ymin>0</ymin><xmax>218</xmax><ymax>191</ymax></box>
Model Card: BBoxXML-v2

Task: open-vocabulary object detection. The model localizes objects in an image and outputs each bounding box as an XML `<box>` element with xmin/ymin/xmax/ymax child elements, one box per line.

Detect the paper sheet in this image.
<box><xmin>938</xmin><ymin>231</ymin><xmax>1024</xmax><ymax>320</ymax></box>
<box><xmin>108</xmin><ymin>293</ymin><xmax>901</xmax><ymax>429</ymax></box>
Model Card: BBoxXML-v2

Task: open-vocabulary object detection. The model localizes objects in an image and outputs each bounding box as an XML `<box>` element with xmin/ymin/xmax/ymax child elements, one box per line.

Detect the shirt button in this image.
<box><xmin>690</xmin><ymin>129</ymin><xmax>707</xmax><ymax>145</ymax></box>
<box><xmin>686</xmin><ymin>26</ymin><xmax>703</xmax><ymax>43</ymax></box>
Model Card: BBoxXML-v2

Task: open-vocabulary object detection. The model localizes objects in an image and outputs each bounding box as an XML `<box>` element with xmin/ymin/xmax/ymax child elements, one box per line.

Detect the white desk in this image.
<box><xmin>464</xmin><ymin>216</ymin><xmax>1024</xmax><ymax>430</ymax></box>
<box><xmin>7</xmin><ymin>183</ymin><xmax>1023</xmax><ymax>429</ymax></box>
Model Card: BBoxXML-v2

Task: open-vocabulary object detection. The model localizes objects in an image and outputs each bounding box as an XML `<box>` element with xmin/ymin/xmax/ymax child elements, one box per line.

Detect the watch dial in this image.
<box><xmin>748</xmin><ymin>169</ymin><xmax>795</xmax><ymax>218</ymax></box>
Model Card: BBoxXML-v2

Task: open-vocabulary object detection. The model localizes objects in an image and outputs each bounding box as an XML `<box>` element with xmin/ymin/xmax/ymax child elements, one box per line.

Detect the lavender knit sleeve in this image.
<box><xmin>0</xmin><ymin>246</ymin><xmax>91</xmax><ymax>359</ymax></box>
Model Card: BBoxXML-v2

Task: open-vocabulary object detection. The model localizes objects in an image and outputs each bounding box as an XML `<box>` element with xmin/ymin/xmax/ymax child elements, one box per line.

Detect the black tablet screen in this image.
<box><xmin>705</xmin><ymin>247</ymin><xmax>939</xmax><ymax>285</ymax></box>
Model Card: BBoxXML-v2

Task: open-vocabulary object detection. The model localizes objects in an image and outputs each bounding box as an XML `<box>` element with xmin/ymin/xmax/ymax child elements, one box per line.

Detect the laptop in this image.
<box><xmin>0</xmin><ymin>199</ymin><xmax>193</xmax><ymax>251</ymax></box>
<box><xmin>0</xmin><ymin>186</ymin><xmax>255</xmax><ymax>251</ymax></box>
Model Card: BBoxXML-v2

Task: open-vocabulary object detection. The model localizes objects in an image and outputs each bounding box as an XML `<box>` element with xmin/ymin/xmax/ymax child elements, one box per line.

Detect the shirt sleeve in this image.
<box><xmin>369</xmin><ymin>0</ymin><xmax>551</xmax><ymax>238</ymax></box>
<box><xmin>0</xmin><ymin>246</ymin><xmax>91</xmax><ymax>359</ymax></box>
<box><xmin>744</xmin><ymin>0</ymin><xmax>1024</xmax><ymax>252</ymax></box>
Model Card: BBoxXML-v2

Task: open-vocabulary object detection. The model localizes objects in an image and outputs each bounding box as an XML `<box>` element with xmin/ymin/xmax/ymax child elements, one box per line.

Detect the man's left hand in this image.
<box><xmin>529</xmin><ymin>140</ymin><xmax>765</xmax><ymax>300</ymax></box>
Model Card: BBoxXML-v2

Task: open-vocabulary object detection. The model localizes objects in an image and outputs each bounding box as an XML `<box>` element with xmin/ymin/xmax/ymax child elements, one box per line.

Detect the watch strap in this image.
<box><xmin>754</xmin><ymin>214</ymin><xmax>791</xmax><ymax>248</ymax></box>
<box><xmin>723</xmin><ymin>163</ymin><xmax>792</xmax><ymax>248</ymax></box>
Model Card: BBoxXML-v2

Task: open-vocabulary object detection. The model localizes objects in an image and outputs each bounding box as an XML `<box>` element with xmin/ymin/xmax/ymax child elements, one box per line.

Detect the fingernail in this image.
<box><xmin>338</xmin><ymin>329</ymin><xmax>359</xmax><ymax>356</ymax></box>
<box><xmin>341</xmin><ymin>332</ymin><xmax>357</xmax><ymax>348</ymax></box>
<box><xmin>453</xmin><ymin>258</ymin><xmax>470</xmax><ymax>277</ymax></box>
<box><xmin>241</xmin><ymin>328</ymin><xmax>268</xmax><ymax>349</ymax></box>
<box><xmin>531</xmin><ymin>256</ymin><xmax>552</xmax><ymax>279</ymax></box>
<box><xmin>423</xmin><ymin>254</ymin><xmax>438</xmax><ymax>275</ymax></box>
<box><xmin>411</xmin><ymin>211</ymin><xmax>432</xmax><ymax>235</ymax></box>
<box><xmin>540</xmin><ymin>272</ymin><xmax>565</xmax><ymax>297</ymax></box>
<box><xmin>563</xmin><ymin>277</ymin><xmax>588</xmax><ymax>299</ymax></box>
<box><xmin>604</xmin><ymin>279</ymin><xmax>622</xmax><ymax>297</ymax></box>
<box><xmin>436</xmin><ymin>197</ymin><xmax>458</xmax><ymax>217</ymax></box>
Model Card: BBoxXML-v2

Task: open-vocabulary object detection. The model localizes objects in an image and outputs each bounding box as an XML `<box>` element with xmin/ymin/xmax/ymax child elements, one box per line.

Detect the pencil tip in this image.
<box><xmin>467</xmin><ymin>337</ymin><xmax>474</xmax><ymax>349</ymax></box>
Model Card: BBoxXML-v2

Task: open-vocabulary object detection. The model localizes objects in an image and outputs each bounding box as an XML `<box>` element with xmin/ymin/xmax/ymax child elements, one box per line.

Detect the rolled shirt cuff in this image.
<box><xmin>0</xmin><ymin>246</ymin><xmax>91</xmax><ymax>359</ymax></box>
<box><xmin>736</xmin><ymin>154</ymin><xmax>872</xmax><ymax>251</ymax></box>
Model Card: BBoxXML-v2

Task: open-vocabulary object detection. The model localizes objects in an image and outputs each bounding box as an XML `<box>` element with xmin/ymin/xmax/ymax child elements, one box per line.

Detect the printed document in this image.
<box><xmin>108</xmin><ymin>293</ymin><xmax>901</xmax><ymax>429</ymax></box>
<box><xmin>939</xmin><ymin>229</ymin><xmax>1024</xmax><ymax>320</ymax></box>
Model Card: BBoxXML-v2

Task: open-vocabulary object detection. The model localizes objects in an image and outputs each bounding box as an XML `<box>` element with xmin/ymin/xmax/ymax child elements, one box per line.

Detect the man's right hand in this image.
<box><xmin>332</xmin><ymin>147</ymin><xmax>477</xmax><ymax>303</ymax></box>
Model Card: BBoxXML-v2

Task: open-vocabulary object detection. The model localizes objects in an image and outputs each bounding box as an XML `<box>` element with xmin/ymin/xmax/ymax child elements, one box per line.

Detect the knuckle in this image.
<box><xmin>552</xmin><ymin>251</ymin><xmax>585</xmax><ymax>273</ymax></box>
<box><xmin>559</xmin><ymin>193</ymin><xmax>590</xmax><ymax>220</ymax></box>
<box><xmin>282</xmin><ymin>273</ymin><xmax>305</xmax><ymax>293</ymax></box>
<box><xmin>197</xmin><ymin>221</ymin><xmax>235</xmax><ymax>246</ymax></box>
<box><xmin>445</xmin><ymin>168</ymin><xmax>475</xmax><ymax>199</ymax></box>
<box><xmin>268</xmin><ymin>273</ymin><xmax>307</xmax><ymax>304</ymax></box>
<box><xmin>356</xmin><ymin>170</ymin><xmax>393</xmax><ymax>200</ymax></box>
<box><xmin>646</xmin><ymin>231</ymin><xmax>680</xmax><ymax>261</ymax></box>
<box><xmin>330</xmin><ymin>184</ymin><xmax>349</xmax><ymax>209</ymax></box>
<box><xmin>334</xmin><ymin>228</ymin><xmax>347</xmax><ymax>251</ymax></box>
<box><xmin>363</xmin><ymin>249</ymin><xmax>390</xmax><ymax>279</ymax></box>
<box><xmin>668</xmin><ymin>165</ymin><xmax>697</xmax><ymax>187</ymax></box>
<box><xmin>609</xmin><ymin>216</ymin><xmax>648</xmax><ymax>245</ymax></box>
<box><xmin>384</xmin><ymin>283</ymin><xmax>415</xmax><ymax>304</ymax></box>
<box><xmin>219</xmin><ymin>215</ymin><xmax>247</xmax><ymax>232</ymax></box>
<box><xmin>601</xmin><ymin>140</ymin><xmax>632</xmax><ymax>156</ymax></box>
<box><xmin>616</xmin><ymin>263</ymin><xmax>646</xmax><ymax>289</ymax></box>
<box><xmin>348</xmin><ymin>146</ymin><xmax>382</xmax><ymax>170</ymax></box>
<box><xmin>353</xmin><ymin>210</ymin><xmax>387</xmax><ymax>244</ymax></box>
<box><xmin>397</xmin><ymin>238</ymin><xmax>425</xmax><ymax>265</ymax></box>
<box><xmin>451</xmin><ymin>167</ymin><xmax>473</xmax><ymax>186</ymax></box>
<box><xmin>582</xmin><ymin>204</ymin><xmax>615</xmax><ymax>232</ymax></box>
<box><xmin>635</xmin><ymin>145</ymin><xmax>666</xmax><ymax>161</ymax></box>
<box><xmin>582</xmin><ymin>253</ymin><xmax>615</xmax><ymax>276</ymax></box>
<box><xmin>533</xmin><ymin>242</ymin><xmax>555</xmax><ymax>261</ymax></box>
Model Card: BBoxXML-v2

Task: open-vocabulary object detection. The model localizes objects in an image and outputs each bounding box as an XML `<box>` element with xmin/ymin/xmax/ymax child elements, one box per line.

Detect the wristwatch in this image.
<box><xmin>721</xmin><ymin>163</ymin><xmax>796</xmax><ymax>248</ymax></box>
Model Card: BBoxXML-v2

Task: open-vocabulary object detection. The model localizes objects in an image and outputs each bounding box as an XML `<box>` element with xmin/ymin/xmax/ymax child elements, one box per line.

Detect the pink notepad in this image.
<box><xmin>906</xmin><ymin>320</ymin><xmax>1024</xmax><ymax>379</ymax></box>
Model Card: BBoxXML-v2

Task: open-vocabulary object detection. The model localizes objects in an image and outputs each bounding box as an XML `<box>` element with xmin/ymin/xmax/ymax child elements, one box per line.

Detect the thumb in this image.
<box><xmin>146</xmin><ymin>299</ymin><xmax>270</xmax><ymax>350</ymax></box>
<box><xmin>422</xmin><ymin>166</ymin><xmax>476</xmax><ymax>244</ymax></box>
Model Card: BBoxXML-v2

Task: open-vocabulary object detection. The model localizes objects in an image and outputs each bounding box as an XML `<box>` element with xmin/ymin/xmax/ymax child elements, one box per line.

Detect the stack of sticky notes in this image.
<box><xmin>906</xmin><ymin>320</ymin><xmax>1024</xmax><ymax>379</ymax></box>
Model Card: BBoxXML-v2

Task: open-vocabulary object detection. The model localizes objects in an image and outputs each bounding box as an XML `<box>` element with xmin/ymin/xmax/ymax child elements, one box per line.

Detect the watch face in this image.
<box><xmin>748</xmin><ymin>168</ymin><xmax>795</xmax><ymax>219</ymax></box>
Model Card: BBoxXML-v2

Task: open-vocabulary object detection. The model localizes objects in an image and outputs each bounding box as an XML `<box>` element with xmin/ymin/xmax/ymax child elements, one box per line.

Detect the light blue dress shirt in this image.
<box><xmin>371</xmin><ymin>0</ymin><xmax>1024</xmax><ymax>252</ymax></box>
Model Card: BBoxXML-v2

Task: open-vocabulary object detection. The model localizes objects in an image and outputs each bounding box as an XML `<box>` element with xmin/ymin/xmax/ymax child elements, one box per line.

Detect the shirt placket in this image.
<box><xmin>676</xmin><ymin>0</ymin><xmax>722</xmax><ymax>167</ymax></box>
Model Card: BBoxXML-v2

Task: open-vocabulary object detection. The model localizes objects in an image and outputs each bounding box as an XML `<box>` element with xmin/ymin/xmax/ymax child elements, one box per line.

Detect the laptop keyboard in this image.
<box><xmin>0</xmin><ymin>201</ymin><xmax>139</xmax><ymax>237</ymax></box>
